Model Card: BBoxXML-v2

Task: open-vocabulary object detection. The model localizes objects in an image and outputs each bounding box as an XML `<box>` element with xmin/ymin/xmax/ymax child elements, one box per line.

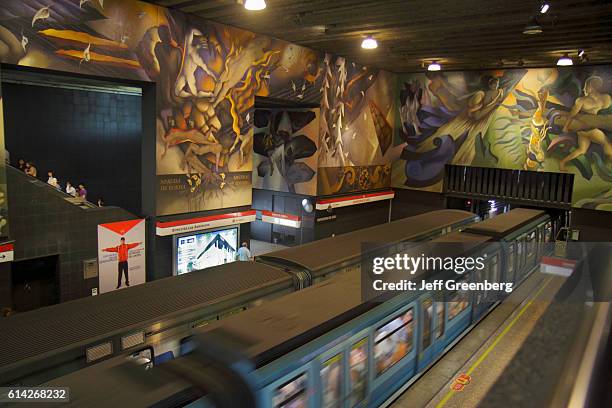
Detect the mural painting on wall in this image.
<box><xmin>0</xmin><ymin>0</ymin><xmax>323</xmax><ymax>215</ymax></box>
<box><xmin>317</xmin><ymin>55</ymin><xmax>395</xmax><ymax>195</ymax></box>
<box><xmin>392</xmin><ymin>67</ymin><xmax>612</xmax><ymax>210</ymax></box>
<box><xmin>0</xmin><ymin>68</ymin><xmax>9</xmax><ymax>239</ymax></box>
<box><xmin>252</xmin><ymin>108</ymin><xmax>319</xmax><ymax>196</ymax></box>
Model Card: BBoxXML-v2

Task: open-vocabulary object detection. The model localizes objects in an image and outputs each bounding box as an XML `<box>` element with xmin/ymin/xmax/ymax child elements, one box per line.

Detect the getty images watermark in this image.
<box><xmin>370</xmin><ymin>252</ymin><xmax>514</xmax><ymax>293</ymax></box>
<box><xmin>360</xmin><ymin>241</ymin><xmax>556</xmax><ymax>303</ymax></box>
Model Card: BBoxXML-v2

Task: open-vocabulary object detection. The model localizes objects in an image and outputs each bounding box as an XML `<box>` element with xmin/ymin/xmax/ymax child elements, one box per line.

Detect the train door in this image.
<box><xmin>345</xmin><ymin>331</ymin><xmax>370</xmax><ymax>408</ymax></box>
<box><xmin>505</xmin><ymin>242</ymin><xmax>517</xmax><ymax>284</ymax></box>
<box><xmin>417</xmin><ymin>296</ymin><xmax>436</xmax><ymax>370</ymax></box>
<box><xmin>431</xmin><ymin>301</ymin><xmax>446</xmax><ymax>357</ymax></box>
<box><xmin>471</xmin><ymin>259</ymin><xmax>489</xmax><ymax>320</ymax></box>
<box><xmin>369</xmin><ymin>305</ymin><xmax>418</xmax><ymax>407</ymax></box>
<box><xmin>317</xmin><ymin>343</ymin><xmax>346</xmax><ymax>408</ymax></box>
<box><xmin>443</xmin><ymin>274</ymin><xmax>472</xmax><ymax>348</ymax></box>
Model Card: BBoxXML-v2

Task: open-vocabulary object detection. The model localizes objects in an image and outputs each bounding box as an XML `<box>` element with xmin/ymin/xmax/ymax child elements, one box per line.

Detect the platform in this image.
<box><xmin>390</xmin><ymin>269</ymin><xmax>570</xmax><ymax>408</ymax></box>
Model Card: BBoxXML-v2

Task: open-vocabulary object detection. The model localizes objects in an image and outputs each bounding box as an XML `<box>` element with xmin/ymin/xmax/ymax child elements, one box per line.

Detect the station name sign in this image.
<box><xmin>156</xmin><ymin>211</ymin><xmax>257</xmax><ymax>236</ymax></box>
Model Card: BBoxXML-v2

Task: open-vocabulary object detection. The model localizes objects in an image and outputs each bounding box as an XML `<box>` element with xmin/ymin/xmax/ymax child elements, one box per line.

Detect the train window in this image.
<box><xmin>273</xmin><ymin>373</ymin><xmax>308</xmax><ymax>408</ymax></box>
<box><xmin>434</xmin><ymin>302</ymin><xmax>445</xmax><ymax>339</ymax></box>
<box><xmin>321</xmin><ymin>354</ymin><xmax>343</xmax><ymax>408</ymax></box>
<box><xmin>374</xmin><ymin>308</ymin><xmax>414</xmax><ymax>376</ymax></box>
<box><xmin>545</xmin><ymin>222</ymin><xmax>552</xmax><ymax>243</ymax></box>
<box><xmin>448</xmin><ymin>276</ymin><xmax>469</xmax><ymax>321</ymax></box>
<box><xmin>127</xmin><ymin>347</ymin><xmax>153</xmax><ymax>370</ymax></box>
<box><xmin>349</xmin><ymin>338</ymin><xmax>368</xmax><ymax>407</ymax></box>
<box><xmin>489</xmin><ymin>254</ymin><xmax>500</xmax><ymax>283</ymax></box>
<box><xmin>507</xmin><ymin>244</ymin><xmax>515</xmax><ymax>277</ymax></box>
<box><xmin>421</xmin><ymin>298</ymin><xmax>433</xmax><ymax>350</ymax></box>
<box><xmin>527</xmin><ymin>232</ymin><xmax>536</xmax><ymax>259</ymax></box>
<box><xmin>517</xmin><ymin>238</ymin><xmax>524</xmax><ymax>269</ymax></box>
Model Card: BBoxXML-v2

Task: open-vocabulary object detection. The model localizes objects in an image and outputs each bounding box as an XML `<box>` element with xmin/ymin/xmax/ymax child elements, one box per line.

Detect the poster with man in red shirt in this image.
<box><xmin>98</xmin><ymin>219</ymin><xmax>146</xmax><ymax>294</ymax></box>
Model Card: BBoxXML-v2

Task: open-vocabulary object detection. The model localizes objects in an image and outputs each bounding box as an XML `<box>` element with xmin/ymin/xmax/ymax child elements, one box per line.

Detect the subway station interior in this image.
<box><xmin>0</xmin><ymin>1</ymin><xmax>611</xmax><ymax>407</ymax></box>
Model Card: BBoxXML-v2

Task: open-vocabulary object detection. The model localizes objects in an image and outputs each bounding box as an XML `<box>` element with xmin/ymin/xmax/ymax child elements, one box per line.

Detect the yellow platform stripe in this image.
<box><xmin>435</xmin><ymin>277</ymin><xmax>553</xmax><ymax>408</ymax></box>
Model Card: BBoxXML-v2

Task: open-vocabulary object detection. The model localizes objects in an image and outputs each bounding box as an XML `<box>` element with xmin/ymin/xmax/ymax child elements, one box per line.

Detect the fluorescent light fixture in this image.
<box><xmin>427</xmin><ymin>61</ymin><xmax>441</xmax><ymax>71</ymax></box>
<box><xmin>557</xmin><ymin>54</ymin><xmax>573</xmax><ymax>66</ymax></box>
<box><xmin>244</xmin><ymin>0</ymin><xmax>266</xmax><ymax>10</ymax></box>
<box><xmin>578</xmin><ymin>49</ymin><xmax>585</xmax><ymax>58</ymax></box>
<box><xmin>361</xmin><ymin>36</ymin><xmax>378</xmax><ymax>49</ymax></box>
<box><xmin>540</xmin><ymin>3</ymin><xmax>550</xmax><ymax>14</ymax></box>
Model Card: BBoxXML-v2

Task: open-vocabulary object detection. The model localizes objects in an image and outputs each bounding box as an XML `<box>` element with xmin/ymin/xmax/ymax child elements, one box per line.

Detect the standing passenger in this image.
<box><xmin>25</xmin><ymin>162</ymin><xmax>37</xmax><ymax>177</ymax></box>
<box><xmin>66</xmin><ymin>181</ymin><xmax>77</xmax><ymax>197</ymax></box>
<box><xmin>236</xmin><ymin>242</ymin><xmax>251</xmax><ymax>261</ymax></box>
<box><xmin>47</xmin><ymin>171</ymin><xmax>59</xmax><ymax>188</ymax></box>
<box><xmin>78</xmin><ymin>183</ymin><xmax>88</xmax><ymax>200</ymax></box>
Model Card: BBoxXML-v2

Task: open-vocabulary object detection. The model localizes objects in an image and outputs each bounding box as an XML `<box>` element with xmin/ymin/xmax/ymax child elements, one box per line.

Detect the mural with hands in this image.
<box><xmin>0</xmin><ymin>0</ymin><xmax>324</xmax><ymax>215</ymax></box>
<box><xmin>393</xmin><ymin>67</ymin><xmax>612</xmax><ymax>211</ymax></box>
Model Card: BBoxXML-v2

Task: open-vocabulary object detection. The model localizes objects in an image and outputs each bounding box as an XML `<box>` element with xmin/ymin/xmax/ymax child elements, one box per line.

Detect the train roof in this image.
<box><xmin>257</xmin><ymin>209</ymin><xmax>476</xmax><ymax>276</ymax></box>
<box><xmin>39</xmin><ymin>231</ymin><xmax>496</xmax><ymax>405</ymax></box>
<box><xmin>200</xmin><ymin>272</ymin><xmax>365</xmax><ymax>367</ymax></box>
<box><xmin>0</xmin><ymin>261</ymin><xmax>291</xmax><ymax>374</ymax></box>
<box><xmin>464</xmin><ymin>208</ymin><xmax>547</xmax><ymax>238</ymax></box>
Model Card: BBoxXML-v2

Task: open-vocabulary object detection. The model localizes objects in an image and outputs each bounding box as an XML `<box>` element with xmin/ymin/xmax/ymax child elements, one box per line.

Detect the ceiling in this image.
<box><xmin>149</xmin><ymin>0</ymin><xmax>612</xmax><ymax>73</ymax></box>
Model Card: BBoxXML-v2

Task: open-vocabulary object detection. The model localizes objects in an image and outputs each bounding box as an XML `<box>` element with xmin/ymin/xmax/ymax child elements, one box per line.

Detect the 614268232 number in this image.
<box><xmin>0</xmin><ymin>387</ymin><xmax>70</xmax><ymax>402</ymax></box>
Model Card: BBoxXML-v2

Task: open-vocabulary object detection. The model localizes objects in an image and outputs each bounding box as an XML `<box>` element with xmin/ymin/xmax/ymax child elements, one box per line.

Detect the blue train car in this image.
<box><xmin>38</xmin><ymin>209</ymin><xmax>552</xmax><ymax>408</ymax></box>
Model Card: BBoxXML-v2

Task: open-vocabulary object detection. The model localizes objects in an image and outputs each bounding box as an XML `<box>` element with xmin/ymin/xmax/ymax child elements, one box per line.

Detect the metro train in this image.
<box><xmin>0</xmin><ymin>210</ymin><xmax>478</xmax><ymax>386</ymax></box>
<box><xmin>41</xmin><ymin>208</ymin><xmax>555</xmax><ymax>408</ymax></box>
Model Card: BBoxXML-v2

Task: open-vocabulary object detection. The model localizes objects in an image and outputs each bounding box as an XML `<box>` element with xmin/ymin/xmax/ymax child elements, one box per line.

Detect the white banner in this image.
<box><xmin>97</xmin><ymin>219</ymin><xmax>146</xmax><ymax>294</ymax></box>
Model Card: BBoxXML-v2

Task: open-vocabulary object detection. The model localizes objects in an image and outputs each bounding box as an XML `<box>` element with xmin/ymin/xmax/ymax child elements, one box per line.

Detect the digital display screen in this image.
<box><xmin>175</xmin><ymin>227</ymin><xmax>238</xmax><ymax>275</ymax></box>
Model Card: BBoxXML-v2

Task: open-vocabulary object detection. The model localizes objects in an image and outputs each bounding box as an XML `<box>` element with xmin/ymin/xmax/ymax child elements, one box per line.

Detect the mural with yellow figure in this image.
<box><xmin>0</xmin><ymin>0</ymin><xmax>323</xmax><ymax>215</ymax></box>
<box><xmin>392</xmin><ymin>67</ymin><xmax>612</xmax><ymax>211</ymax></box>
<box><xmin>317</xmin><ymin>56</ymin><xmax>395</xmax><ymax>195</ymax></box>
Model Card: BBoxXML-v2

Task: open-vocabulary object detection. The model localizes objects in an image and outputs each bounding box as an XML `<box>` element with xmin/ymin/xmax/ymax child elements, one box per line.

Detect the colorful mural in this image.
<box><xmin>0</xmin><ymin>0</ymin><xmax>323</xmax><ymax>215</ymax></box>
<box><xmin>0</xmin><ymin>67</ymin><xmax>9</xmax><ymax>239</ymax></box>
<box><xmin>392</xmin><ymin>67</ymin><xmax>612</xmax><ymax>210</ymax></box>
<box><xmin>318</xmin><ymin>55</ymin><xmax>396</xmax><ymax>195</ymax></box>
<box><xmin>252</xmin><ymin>108</ymin><xmax>319</xmax><ymax>196</ymax></box>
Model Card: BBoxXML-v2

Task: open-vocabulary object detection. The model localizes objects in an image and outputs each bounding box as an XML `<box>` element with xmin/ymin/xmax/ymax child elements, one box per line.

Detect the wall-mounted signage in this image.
<box><xmin>261</xmin><ymin>211</ymin><xmax>301</xmax><ymax>228</ymax></box>
<box><xmin>156</xmin><ymin>210</ymin><xmax>256</xmax><ymax>236</ymax></box>
<box><xmin>0</xmin><ymin>242</ymin><xmax>13</xmax><ymax>263</ymax></box>
<box><xmin>98</xmin><ymin>219</ymin><xmax>146</xmax><ymax>294</ymax></box>
<box><xmin>316</xmin><ymin>214</ymin><xmax>337</xmax><ymax>223</ymax></box>
<box><xmin>316</xmin><ymin>191</ymin><xmax>395</xmax><ymax>210</ymax></box>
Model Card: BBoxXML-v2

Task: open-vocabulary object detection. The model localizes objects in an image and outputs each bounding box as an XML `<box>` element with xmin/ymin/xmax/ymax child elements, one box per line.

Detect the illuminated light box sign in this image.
<box><xmin>156</xmin><ymin>210</ymin><xmax>256</xmax><ymax>236</ymax></box>
<box><xmin>316</xmin><ymin>190</ymin><xmax>395</xmax><ymax>210</ymax></box>
<box><xmin>0</xmin><ymin>242</ymin><xmax>14</xmax><ymax>263</ymax></box>
<box><xmin>175</xmin><ymin>227</ymin><xmax>238</xmax><ymax>275</ymax></box>
<box><xmin>261</xmin><ymin>211</ymin><xmax>301</xmax><ymax>228</ymax></box>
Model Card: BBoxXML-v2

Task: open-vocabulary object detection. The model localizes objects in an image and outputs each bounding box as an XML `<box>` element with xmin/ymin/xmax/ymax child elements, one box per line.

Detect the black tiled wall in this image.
<box><xmin>8</xmin><ymin>167</ymin><xmax>137</xmax><ymax>302</ymax></box>
<box><xmin>3</xmin><ymin>83</ymin><xmax>142</xmax><ymax>215</ymax></box>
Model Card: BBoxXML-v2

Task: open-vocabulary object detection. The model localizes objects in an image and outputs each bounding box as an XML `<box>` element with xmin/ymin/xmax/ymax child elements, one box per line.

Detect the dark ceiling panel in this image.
<box><xmin>145</xmin><ymin>0</ymin><xmax>612</xmax><ymax>72</ymax></box>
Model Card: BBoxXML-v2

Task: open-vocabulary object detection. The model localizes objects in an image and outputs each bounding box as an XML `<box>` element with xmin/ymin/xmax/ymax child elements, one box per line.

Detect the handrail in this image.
<box><xmin>7</xmin><ymin>164</ymin><xmax>97</xmax><ymax>208</ymax></box>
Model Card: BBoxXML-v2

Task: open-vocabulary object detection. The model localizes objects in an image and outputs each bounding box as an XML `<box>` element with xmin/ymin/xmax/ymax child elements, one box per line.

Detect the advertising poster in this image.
<box><xmin>176</xmin><ymin>227</ymin><xmax>238</xmax><ymax>275</ymax></box>
<box><xmin>97</xmin><ymin>219</ymin><xmax>146</xmax><ymax>294</ymax></box>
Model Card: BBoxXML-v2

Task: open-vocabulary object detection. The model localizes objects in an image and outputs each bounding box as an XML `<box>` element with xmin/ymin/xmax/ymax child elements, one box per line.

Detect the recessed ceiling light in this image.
<box><xmin>427</xmin><ymin>61</ymin><xmax>441</xmax><ymax>71</ymax></box>
<box><xmin>557</xmin><ymin>54</ymin><xmax>573</xmax><ymax>66</ymax></box>
<box><xmin>361</xmin><ymin>36</ymin><xmax>378</xmax><ymax>49</ymax></box>
<box><xmin>540</xmin><ymin>3</ymin><xmax>550</xmax><ymax>14</ymax></box>
<box><xmin>244</xmin><ymin>0</ymin><xmax>266</xmax><ymax>11</ymax></box>
<box><xmin>523</xmin><ymin>18</ymin><xmax>543</xmax><ymax>34</ymax></box>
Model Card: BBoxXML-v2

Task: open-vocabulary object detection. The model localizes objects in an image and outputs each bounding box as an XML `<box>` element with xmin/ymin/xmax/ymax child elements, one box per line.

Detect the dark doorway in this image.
<box><xmin>11</xmin><ymin>256</ymin><xmax>59</xmax><ymax>312</ymax></box>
